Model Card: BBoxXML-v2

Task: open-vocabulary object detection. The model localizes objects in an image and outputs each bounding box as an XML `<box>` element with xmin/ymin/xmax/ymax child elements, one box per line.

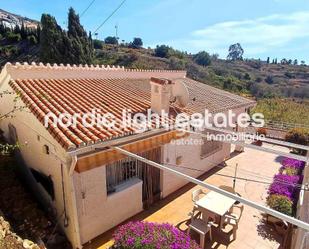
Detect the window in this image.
<box><xmin>106</xmin><ymin>158</ymin><xmax>139</xmax><ymax>195</ymax></box>
<box><xmin>200</xmin><ymin>130</ymin><xmax>223</xmax><ymax>158</ymax></box>
<box><xmin>30</xmin><ymin>168</ymin><xmax>55</xmax><ymax>200</ymax></box>
<box><xmin>43</xmin><ymin>145</ymin><xmax>50</xmax><ymax>155</ymax></box>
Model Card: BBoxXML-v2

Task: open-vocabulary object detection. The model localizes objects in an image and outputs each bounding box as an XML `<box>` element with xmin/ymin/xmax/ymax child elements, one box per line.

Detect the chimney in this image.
<box><xmin>150</xmin><ymin>77</ymin><xmax>174</xmax><ymax>114</ymax></box>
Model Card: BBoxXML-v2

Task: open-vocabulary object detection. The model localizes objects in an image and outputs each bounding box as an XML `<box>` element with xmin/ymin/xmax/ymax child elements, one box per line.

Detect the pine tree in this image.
<box><xmin>20</xmin><ymin>21</ymin><xmax>27</xmax><ymax>39</ymax></box>
<box><xmin>266</xmin><ymin>57</ymin><xmax>270</xmax><ymax>64</ymax></box>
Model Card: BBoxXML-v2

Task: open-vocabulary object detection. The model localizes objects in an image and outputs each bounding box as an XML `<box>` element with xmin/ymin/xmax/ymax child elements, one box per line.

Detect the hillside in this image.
<box><xmin>0</xmin><ymin>8</ymin><xmax>309</xmax><ymax>126</ymax></box>
<box><xmin>94</xmin><ymin>44</ymin><xmax>309</xmax><ymax>99</ymax></box>
<box><xmin>0</xmin><ymin>9</ymin><xmax>38</xmax><ymax>29</ymax></box>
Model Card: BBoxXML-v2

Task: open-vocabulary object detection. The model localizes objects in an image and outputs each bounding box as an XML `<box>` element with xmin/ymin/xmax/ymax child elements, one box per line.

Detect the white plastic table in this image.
<box><xmin>196</xmin><ymin>191</ymin><xmax>235</xmax><ymax>229</ymax></box>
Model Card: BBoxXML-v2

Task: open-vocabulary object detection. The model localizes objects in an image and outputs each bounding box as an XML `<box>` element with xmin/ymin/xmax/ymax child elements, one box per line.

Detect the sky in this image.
<box><xmin>2</xmin><ymin>0</ymin><xmax>309</xmax><ymax>61</ymax></box>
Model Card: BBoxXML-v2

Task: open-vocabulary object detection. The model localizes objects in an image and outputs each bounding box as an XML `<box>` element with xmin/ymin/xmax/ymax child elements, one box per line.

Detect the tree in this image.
<box><xmin>227</xmin><ymin>43</ymin><xmax>244</xmax><ymax>61</ymax></box>
<box><xmin>130</xmin><ymin>37</ymin><xmax>143</xmax><ymax>49</ymax></box>
<box><xmin>281</xmin><ymin>58</ymin><xmax>288</xmax><ymax>64</ymax></box>
<box><xmin>104</xmin><ymin>36</ymin><xmax>118</xmax><ymax>45</ymax></box>
<box><xmin>20</xmin><ymin>21</ymin><xmax>27</xmax><ymax>39</ymax></box>
<box><xmin>40</xmin><ymin>14</ymin><xmax>65</xmax><ymax>63</ymax></box>
<box><xmin>193</xmin><ymin>51</ymin><xmax>211</xmax><ymax>66</ymax></box>
<box><xmin>40</xmin><ymin>8</ymin><xmax>93</xmax><ymax>64</ymax></box>
<box><xmin>67</xmin><ymin>7</ymin><xmax>93</xmax><ymax>64</ymax></box>
<box><xmin>300</xmin><ymin>60</ymin><xmax>306</xmax><ymax>66</ymax></box>
<box><xmin>293</xmin><ymin>59</ymin><xmax>298</xmax><ymax>65</ymax></box>
<box><xmin>93</xmin><ymin>39</ymin><xmax>103</xmax><ymax>49</ymax></box>
<box><xmin>266</xmin><ymin>57</ymin><xmax>270</xmax><ymax>64</ymax></box>
<box><xmin>154</xmin><ymin>45</ymin><xmax>170</xmax><ymax>58</ymax></box>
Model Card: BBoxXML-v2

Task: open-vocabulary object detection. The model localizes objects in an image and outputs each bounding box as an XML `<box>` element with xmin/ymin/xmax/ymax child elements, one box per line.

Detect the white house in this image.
<box><xmin>0</xmin><ymin>62</ymin><xmax>255</xmax><ymax>248</ymax></box>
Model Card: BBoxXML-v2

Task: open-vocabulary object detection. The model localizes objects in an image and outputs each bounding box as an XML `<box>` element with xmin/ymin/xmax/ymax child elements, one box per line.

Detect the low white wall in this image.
<box><xmin>161</xmin><ymin>133</ymin><xmax>231</xmax><ymax>198</ymax></box>
<box><xmin>73</xmin><ymin>166</ymin><xmax>143</xmax><ymax>245</ymax></box>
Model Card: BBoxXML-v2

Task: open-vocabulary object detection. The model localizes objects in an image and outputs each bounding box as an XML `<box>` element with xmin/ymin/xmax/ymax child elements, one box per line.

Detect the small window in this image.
<box><xmin>37</xmin><ymin>135</ymin><xmax>40</xmax><ymax>141</ymax></box>
<box><xmin>200</xmin><ymin>130</ymin><xmax>223</xmax><ymax>158</ymax></box>
<box><xmin>106</xmin><ymin>158</ymin><xmax>138</xmax><ymax>195</ymax></box>
<box><xmin>43</xmin><ymin>145</ymin><xmax>50</xmax><ymax>155</ymax></box>
<box><xmin>30</xmin><ymin>168</ymin><xmax>55</xmax><ymax>200</ymax></box>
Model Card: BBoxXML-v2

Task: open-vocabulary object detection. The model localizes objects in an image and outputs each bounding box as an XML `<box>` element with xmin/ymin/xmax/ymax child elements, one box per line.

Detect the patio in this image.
<box><xmin>84</xmin><ymin>143</ymin><xmax>289</xmax><ymax>249</ymax></box>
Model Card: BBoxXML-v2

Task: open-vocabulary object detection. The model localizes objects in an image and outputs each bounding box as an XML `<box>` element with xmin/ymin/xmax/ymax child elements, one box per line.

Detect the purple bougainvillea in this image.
<box><xmin>267</xmin><ymin>157</ymin><xmax>305</xmax><ymax>214</ymax></box>
<box><xmin>112</xmin><ymin>221</ymin><xmax>201</xmax><ymax>249</ymax></box>
<box><xmin>282</xmin><ymin>158</ymin><xmax>305</xmax><ymax>171</ymax></box>
<box><xmin>268</xmin><ymin>174</ymin><xmax>303</xmax><ymax>202</ymax></box>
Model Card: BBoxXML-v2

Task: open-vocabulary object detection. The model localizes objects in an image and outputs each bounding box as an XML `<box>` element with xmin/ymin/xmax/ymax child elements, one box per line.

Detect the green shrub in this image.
<box><xmin>9</xmin><ymin>46</ymin><xmax>19</xmax><ymax>56</ymax></box>
<box><xmin>93</xmin><ymin>39</ymin><xmax>103</xmax><ymax>49</ymax></box>
<box><xmin>244</xmin><ymin>73</ymin><xmax>251</xmax><ymax>80</ymax></box>
<box><xmin>267</xmin><ymin>194</ymin><xmax>293</xmax><ymax>216</ymax></box>
<box><xmin>104</xmin><ymin>36</ymin><xmax>118</xmax><ymax>45</ymax></box>
<box><xmin>285</xmin><ymin>128</ymin><xmax>309</xmax><ymax>155</ymax></box>
<box><xmin>154</xmin><ymin>45</ymin><xmax>170</xmax><ymax>58</ymax></box>
<box><xmin>193</xmin><ymin>51</ymin><xmax>211</xmax><ymax>66</ymax></box>
<box><xmin>6</xmin><ymin>32</ymin><xmax>21</xmax><ymax>43</ymax></box>
<box><xmin>27</xmin><ymin>35</ymin><xmax>37</xmax><ymax>45</ymax></box>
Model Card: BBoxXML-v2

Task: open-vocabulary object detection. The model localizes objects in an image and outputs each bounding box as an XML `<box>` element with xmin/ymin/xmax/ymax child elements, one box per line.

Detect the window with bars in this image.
<box><xmin>106</xmin><ymin>157</ymin><xmax>139</xmax><ymax>195</ymax></box>
<box><xmin>200</xmin><ymin>130</ymin><xmax>223</xmax><ymax>158</ymax></box>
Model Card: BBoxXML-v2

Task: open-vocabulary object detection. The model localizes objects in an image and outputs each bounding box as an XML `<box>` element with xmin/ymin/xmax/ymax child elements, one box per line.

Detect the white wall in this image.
<box><xmin>73</xmin><ymin>166</ymin><xmax>143</xmax><ymax>245</ymax></box>
<box><xmin>0</xmin><ymin>82</ymin><xmax>80</xmax><ymax>248</ymax></box>
<box><xmin>161</xmin><ymin>133</ymin><xmax>231</xmax><ymax>197</ymax></box>
<box><xmin>161</xmin><ymin>106</ymin><xmax>248</xmax><ymax>198</ymax></box>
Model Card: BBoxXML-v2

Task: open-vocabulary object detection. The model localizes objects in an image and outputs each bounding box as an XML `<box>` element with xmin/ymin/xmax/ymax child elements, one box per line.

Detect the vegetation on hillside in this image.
<box><xmin>251</xmin><ymin>99</ymin><xmax>309</xmax><ymax>125</ymax></box>
<box><xmin>1</xmin><ymin>7</ymin><xmax>309</xmax><ymax>123</ymax></box>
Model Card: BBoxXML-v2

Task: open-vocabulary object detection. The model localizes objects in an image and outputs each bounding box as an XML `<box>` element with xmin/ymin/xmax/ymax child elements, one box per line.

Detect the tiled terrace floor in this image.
<box><xmin>85</xmin><ymin>144</ymin><xmax>289</xmax><ymax>249</ymax></box>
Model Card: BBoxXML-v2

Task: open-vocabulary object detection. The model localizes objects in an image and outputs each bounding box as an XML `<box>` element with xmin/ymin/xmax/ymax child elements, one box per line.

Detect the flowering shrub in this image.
<box><xmin>112</xmin><ymin>221</ymin><xmax>201</xmax><ymax>249</ymax></box>
<box><xmin>267</xmin><ymin>157</ymin><xmax>305</xmax><ymax>216</ymax></box>
<box><xmin>279</xmin><ymin>166</ymin><xmax>298</xmax><ymax>176</ymax></box>
<box><xmin>267</xmin><ymin>194</ymin><xmax>293</xmax><ymax>216</ymax></box>
<box><xmin>282</xmin><ymin>158</ymin><xmax>305</xmax><ymax>171</ymax></box>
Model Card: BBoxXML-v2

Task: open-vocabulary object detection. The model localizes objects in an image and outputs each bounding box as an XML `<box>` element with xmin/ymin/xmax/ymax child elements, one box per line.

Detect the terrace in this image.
<box><xmin>85</xmin><ymin>144</ymin><xmax>289</xmax><ymax>249</ymax></box>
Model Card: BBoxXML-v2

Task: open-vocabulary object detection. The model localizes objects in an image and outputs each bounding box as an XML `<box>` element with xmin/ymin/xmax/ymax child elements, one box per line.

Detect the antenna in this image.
<box><xmin>171</xmin><ymin>80</ymin><xmax>190</xmax><ymax>107</ymax></box>
<box><xmin>115</xmin><ymin>23</ymin><xmax>119</xmax><ymax>40</ymax></box>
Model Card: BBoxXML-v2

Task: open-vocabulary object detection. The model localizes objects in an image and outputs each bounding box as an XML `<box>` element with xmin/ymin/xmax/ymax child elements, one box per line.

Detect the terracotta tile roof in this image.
<box><xmin>9</xmin><ymin>76</ymin><xmax>255</xmax><ymax>151</ymax></box>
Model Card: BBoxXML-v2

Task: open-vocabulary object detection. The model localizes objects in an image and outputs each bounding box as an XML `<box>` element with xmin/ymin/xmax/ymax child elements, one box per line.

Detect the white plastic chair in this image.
<box><xmin>192</xmin><ymin>189</ymin><xmax>206</xmax><ymax>204</ymax></box>
<box><xmin>188</xmin><ymin>209</ymin><xmax>213</xmax><ymax>248</ymax></box>
<box><xmin>223</xmin><ymin>204</ymin><xmax>244</xmax><ymax>240</ymax></box>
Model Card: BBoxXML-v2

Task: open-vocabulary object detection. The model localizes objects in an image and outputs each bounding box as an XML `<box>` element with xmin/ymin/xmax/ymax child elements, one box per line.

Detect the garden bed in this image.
<box><xmin>110</xmin><ymin>221</ymin><xmax>201</xmax><ymax>249</ymax></box>
<box><xmin>266</xmin><ymin>157</ymin><xmax>305</xmax><ymax>217</ymax></box>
